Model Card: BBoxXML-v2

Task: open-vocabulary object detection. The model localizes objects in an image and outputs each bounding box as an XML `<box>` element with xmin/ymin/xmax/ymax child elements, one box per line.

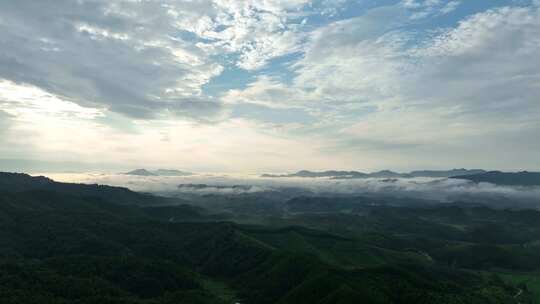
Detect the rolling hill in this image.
<box><xmin>0</xmin><ymin>171</ymin><xmax>534</xmax><ymax>303</ymax></box>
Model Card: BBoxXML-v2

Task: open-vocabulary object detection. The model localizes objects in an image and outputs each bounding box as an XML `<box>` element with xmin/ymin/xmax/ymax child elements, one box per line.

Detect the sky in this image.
<box><xmin>0</xmin><ymin>0</ymin><xmax>539</xmax><ymax>173</ymax></box>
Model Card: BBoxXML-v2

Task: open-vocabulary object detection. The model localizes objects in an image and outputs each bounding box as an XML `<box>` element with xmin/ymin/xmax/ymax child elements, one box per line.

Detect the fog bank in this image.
<box><xmin>39</xmin><ymin>172</ymin><xmax>540</xmax><ymax>204</ymax></box>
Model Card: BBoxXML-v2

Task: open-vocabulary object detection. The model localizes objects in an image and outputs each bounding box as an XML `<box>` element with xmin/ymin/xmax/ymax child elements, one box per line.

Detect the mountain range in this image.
<box><xmin>262</xmin><ymin>168</ymin><xmax>487</xmax><ymax>179</ymax></box>
<box><xmin>125</xmin><ymin>168</ymin><xmax>193</xmax><ymax>176</ymax></box>
<box><xmin>452</xmin><ymin>171</ymin><xmax>540</xmax><ymax>186</ymax></box>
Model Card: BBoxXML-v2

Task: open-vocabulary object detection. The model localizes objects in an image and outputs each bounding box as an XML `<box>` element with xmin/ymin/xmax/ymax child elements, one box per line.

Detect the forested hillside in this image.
<box><xmin>0</xmin><ymin>173</ymin><xmax>536</xmax><ymax>303</ymax></box>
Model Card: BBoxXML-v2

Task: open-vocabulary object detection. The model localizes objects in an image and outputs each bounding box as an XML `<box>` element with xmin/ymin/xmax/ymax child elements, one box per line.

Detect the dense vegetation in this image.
<box><xmin>0</xmin><ymin>172</ymin><xmax>538</xmax><ymax>303</ymax></box>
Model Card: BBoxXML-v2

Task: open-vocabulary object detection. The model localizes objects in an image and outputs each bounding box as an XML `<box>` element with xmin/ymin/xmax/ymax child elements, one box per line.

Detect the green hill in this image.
<box><xmin>0</xmin><ymin>172</ymin><xmax>533</xmax><ymax>303</ymax></box>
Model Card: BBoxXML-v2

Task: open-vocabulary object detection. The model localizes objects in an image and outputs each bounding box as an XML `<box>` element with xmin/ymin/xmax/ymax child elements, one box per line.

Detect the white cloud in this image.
<box><xmin>179</xmin><ymin>0</ymin><xmax>311</xmax><ymax>70</ymax></box>
<box><xmin>402</xmin><ymin>0</ymin><xmax>461</xmax><ymax>19</ymax></box>
<box><xmin>222</xmin><ymin>4</ymin><xmax>411</xmax><ymax>107</ymax></box>
<box><xmin>0</xmin><ymin>0</ymin><xmax>223</xmax><ymax>119</ymax></box>
<box><xmin>0</xmin><ymin>0</ymin><xmax>345</xmax><ymax>119</ymax></box>
<box><xmin>440</xmin><ymin>1</ymin><xmax>461</xmax><ymax>14</ymax></box>
<box><xmin>1</xmin><ymin>1</ymin><xmax>539</xmax><ymax>172</ymax></box>
<box><xmin>0</xmin><ymin>80</ymin><xmax>104</xmax><ymax>119</ymax></box>
<box><xmin>222</xmin><ymin>75</ymin><xmax>311</xmax><ymax>108</ymax></box>
<box><xmin>223</xmin><ymin>3</ymin><xmax>540</xmax><ymax>170</ymax></box>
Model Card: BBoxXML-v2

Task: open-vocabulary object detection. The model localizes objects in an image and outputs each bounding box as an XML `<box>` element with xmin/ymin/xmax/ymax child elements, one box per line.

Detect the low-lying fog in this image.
<box><xmin>39</xmin><ymin>172</ymin><xmax>540</xmax><ymax>206</ymax></box>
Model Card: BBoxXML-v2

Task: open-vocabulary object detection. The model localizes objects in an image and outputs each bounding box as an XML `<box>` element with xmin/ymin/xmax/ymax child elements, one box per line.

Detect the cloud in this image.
<box><xmin>402</xmin><ymin>0</ymin><xmax>461</xmax><ymax>18</ymax></box>
<box><xmin>175</xmin><ymin>0</ymin><xmax>311</xmax><ymax>70</ymax></box>
<box><xmin>0</xmin><ymin>110</ymin><xmax>13</xmax><ymax>132</ymax></box>
<box><xmin>394</xmin><ymin>4</ymin><xmax>540</xmax><ymax>137</ymax></box>
<box><xmin>0</xmin><ymin>0</ymin><xmax>347</xmax><ymax>119</ymax></box>
<box><xmin>1</xmin><ymin>1</ymin><xmax>539</xmax><ymax>172</ymax></box>
<box><xmin>42</xmin><ymin>172</ymin><xmax>540</xmax><ymax>209</ymax></box>
<box><xmin>0</xmin><ymin>109</ymin><xmax>39</xmax><ymax>160</ymax></box>
<box><xmin>222</xmin><ymin>75</ymin><xmax>312</xmax><ymax>108</ymax></box>
<box><xmin>223</xmin><ymin>2</ymin><xmax>540</xmax><ymax>170</ymax></box>
<box><xmin>0</xmin><ymin>0</ymin><xmax>223</xmax><ymax>120</ymax></box>
<box><xmin>222</xmin><ymin>4</ymin><xmax>411</xmax><ymax>109</ymax></box>
<box><xmin>440</xmin><ymin>1</ymin><xmax>461</xmax><ymax>14</ymax></box>
<box><xmin>0</xmin><ymin>80</ymin><xmax>103</xmax><ymax>119</ymax></box>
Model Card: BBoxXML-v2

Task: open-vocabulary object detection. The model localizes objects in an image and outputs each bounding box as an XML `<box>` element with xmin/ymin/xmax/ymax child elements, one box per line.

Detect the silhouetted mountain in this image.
<box><xmin>0</xmin><ymin>172</ymin><xmax>174</xmax><ymax>205</ymax></box>
<box><xmin>125</xmin><ymin>168</ymin><xmax>193</xmax><ymax>176</ymax></box>
<box><xmin>452</xmin><ymin>171</ymin><xmax>540</xmax><ymax>186</ymax></box>
<box><xmin>262</xmin><ymin>169</ymin><xmax>486</xmax><ymax>179</ymax></box>
<box><xmin>368</xmin><ymin>170</ymin><xmax>403</xmax><ymax>178</ymax></box>
<box><xmin>177</xmin><ymin>183</ymin><xmax>253</xmax><ymax>191</ymax></box>
<box><xmin>262</xmin><ymin>170</ymin><xmax>369</xmax><ymax>178</ymax></box>
<box><xmin>154</xmin><ymin>169</ymin><xmax>192</xmax><ymax>176</ymax></box>
<box><xmin>409</xmin><ymin>168</ymin><xmax>486</xmax><ymax>178</ymax></box>
<box><xmin>125</xmin><ymin>168</ymin><xmax>156</xmax><ymax>176</ymax></box>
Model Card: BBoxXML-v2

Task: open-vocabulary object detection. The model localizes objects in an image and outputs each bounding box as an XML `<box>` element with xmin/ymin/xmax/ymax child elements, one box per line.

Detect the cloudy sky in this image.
<box><xmin>0</xmin><ymin>0</ymin><xmax>539</xmax><ymax>173</ymax></box>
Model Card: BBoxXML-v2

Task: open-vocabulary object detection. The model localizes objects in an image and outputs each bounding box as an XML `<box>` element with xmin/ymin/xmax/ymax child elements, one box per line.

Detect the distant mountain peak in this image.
<box><xmin>124</xmin><ymin>168</ymin><xmax>193</xmax><ymax>176</ymax></box>
<box><xmin>262</xmin><ymin>169</ymin><xmax>487</xmax><ymax>179</ymax></box>
<box><xmin>369</xmin><ymin>170</ymin><xmax>402</xmax><ymax>178</ymax></box>
<box><xmin>125</xmin><ymin>169</ymin><xmax>156</xmax><ymax>176</ymax></box>
<box><xmin>451</xmin><ymin>171</ymin><xmax>540</xmax><ymax>186</ymax></box>
<box><xmin>153</xmin><ymin>169</ymin><xmax>192</xmax><ymax>176</ymax></box>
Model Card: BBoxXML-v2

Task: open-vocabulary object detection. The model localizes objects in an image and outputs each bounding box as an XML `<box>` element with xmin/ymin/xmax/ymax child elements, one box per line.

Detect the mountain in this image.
<box><xmin>154</xmin><ymin>169</ymin><xmax>192</xmax><ymax>176</ymax></box>
<box><xmin>125</xmin><ymin>168</ymin><xmax>192</xmax><ymax>176</ymax></box>
<box><xmin>177</xmin><ymin>183</ymin><xmax>253</xmax><ymax>191</ymax></box>
<box><xmin>262</xmin><ymin>170</ymin><xmax>369</xmax><ymax>178</ymax></box>
<box><xmin>125</xmin><ymin>168</ymin><xmax>157</xmax><ymax>176</ymax></box>
<box><xmin>409</xmin><ymin>168</ymin><xmax>486</xmax><ymax>178</ymax></box>
<box><xmin>452</xmin><ymin>171</ymin><xmax>540</xmax><ymax>186</ymax></box>
<box><xmin>0</xmin><ymin>171</ymin><xmax>175</xmax><ymax>206</ymax></box>
<box><xmin>368</xmin><ymin>170</ymin><xmax>403</xmax><ymax>178</ymax></box>
<box><xmin>262</xmin><ymin>169</ymin><xmax>486</xmax><ymax>179</ymax></box>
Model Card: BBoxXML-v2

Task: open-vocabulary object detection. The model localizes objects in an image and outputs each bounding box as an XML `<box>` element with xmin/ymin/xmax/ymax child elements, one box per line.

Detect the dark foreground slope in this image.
<box><xmin>0</xmin><ymin>172</ymin><xmax>182</xmax><ymax>206</ymax></box>
<box><xmin>0</xmin><ymin>172</ymin><xmax>531</xmax><ymax>303</ymax></box>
